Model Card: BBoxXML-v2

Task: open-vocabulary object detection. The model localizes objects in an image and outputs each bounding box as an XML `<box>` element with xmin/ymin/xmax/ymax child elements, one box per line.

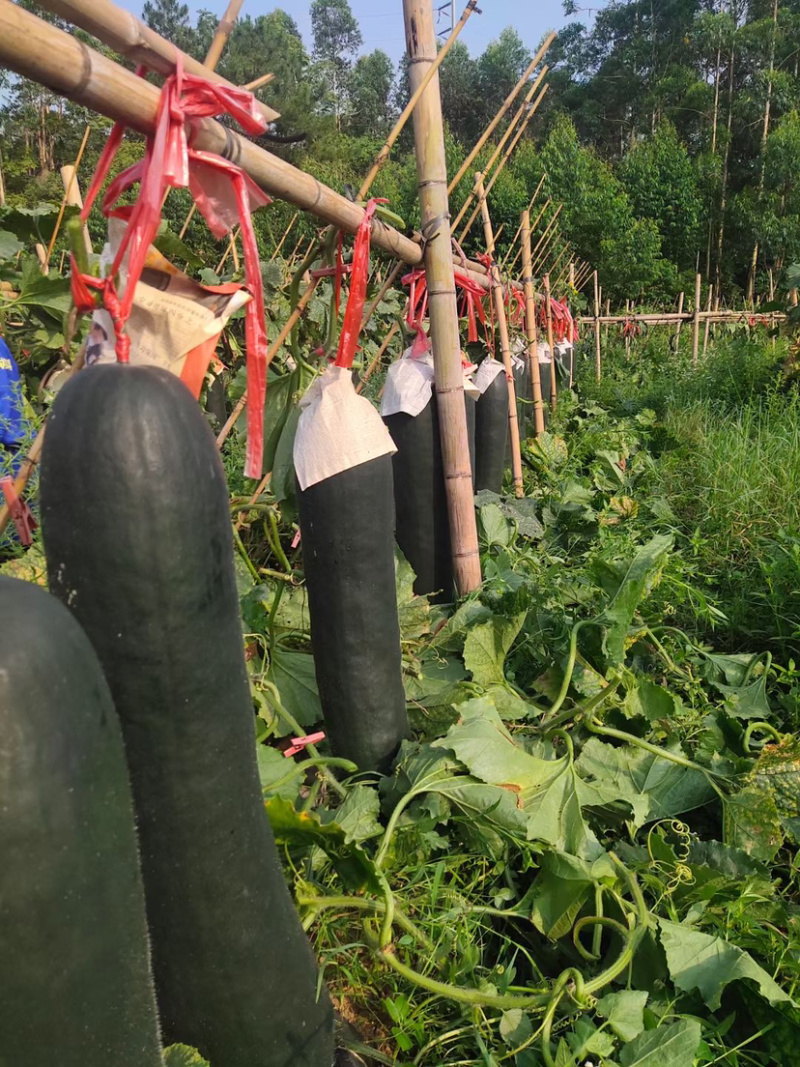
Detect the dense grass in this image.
<box><xmin>577</xmin><ymin>330</ymin><xmax>800</xmax><ymax>657</ymax></box>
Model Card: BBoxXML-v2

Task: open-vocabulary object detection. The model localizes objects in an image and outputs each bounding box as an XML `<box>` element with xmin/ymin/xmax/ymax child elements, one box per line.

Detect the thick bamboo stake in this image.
<box><xmin>269</xmin><ymin>212</ymin><xmax>299</xmax><ymax>261</ymax></box>
<box><xmin>59</xmin><ymin>165</ymin><xmax>93</xmax><ymax>258</ymax></box>
<box><xmin>543</xmin><ymin>273</ymin><xmax>556</xmax><ymax>412</ymax></box>
<box><xmin>355</xmin><ymin>320</ymin><xmax>400</xmax><ymax>394</ymax></box>
<box><xmin>458</xmin><ymin>84</ymin><xmax>549</xmax><ymax>246</ymax></box>
<box><xmin>45</xmin><ymin>123</ymin><xmax>91</xmax><ymax>264</ymax></box>
<box><xmin>358</xmin><ymin>0</ymin><xmax>479</xmax><ymax>201</ymax></box>
<box><xmin>37</xmin><ymin>0</ymin><xmax>280</xmax><ymax>124</ymax></box>
<box><xmin>404</xmin><ymin>0</ymin><xmax>481</xmax><ymax>593</ymax></box>
<box><xmin>203</xmin><ymin>0</ymin><xmax>243</xmax><ymax>69</ymax></box>
<box><xmin>593</xmin><ymin>271</ymin><xmax>601</xmax><ymax>382</ymax></box>
<box><xmin>692</xmin><ymin>272</ymin><xmax>702</xmax><ymax>367</ymax></box>
<box><xmin>449</xmin><ymin>32</ymin><xmax>555</xmax><ymax>195</ymax></box>
<box><xmin>521</xmin><ymin>209</ymin><xmax>544</xmax><ymax>437</ymax></box>
<box><xmin>624</xmin><ymin>299</ymin><xmax>632</xmax><ymax>359</ymax></box>
<box><xmin>500</xmin><ymin>177</ymin><xmax>545</xmax><ymax>269</ymax></box>
<box><xmin>216</xmin><ymin>278</ymin><xmax>321</xmax><ymax>447</ymax></box>
<box><xmin>243</xmin><ymin>72</ymin><xmax>276</xmax><ymax>92</ymax></box>
<box><xmin>452</xmin><ymin>70</ymin><xmax>547</xmax><ymax>234</ymax></box>
<box><xmin>674</xmin><ymin>291</ymin><xmax>684</xmax><ymax>345</ymax></box>
<box><xmin>508</xmin><ymin>196</ymin><xmax>551</xmax><ymax>276</ymax></box>
<box><xmin>0</xmin><ymin>3</ymin><xmax>495</xmax><ymax>291</ymax></box>
<box><xmin>702</xmin><ymin>283</ymin><xmax>714</xmax><ymax>359</ymax></box>
<box><xmin>476</xmin><ymin>174</ymin><xmax>523</xmax><ymax>497</ymax></box>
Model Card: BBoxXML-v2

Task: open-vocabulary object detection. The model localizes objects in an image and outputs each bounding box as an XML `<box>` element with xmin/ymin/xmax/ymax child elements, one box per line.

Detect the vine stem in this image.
<box><xmin>298</xmin><ymin>893</ymin><xmax>435</xmax><ymax>952</ymax></box>
<box><xmin>262</xmin><ymin>682</ymin><xmax>348</xmax><ymax>799</ymax></box>
<box><xmin>585</xmin><ymin>718</ymin><xmax>727</xmax><ymax>779</ymax></box>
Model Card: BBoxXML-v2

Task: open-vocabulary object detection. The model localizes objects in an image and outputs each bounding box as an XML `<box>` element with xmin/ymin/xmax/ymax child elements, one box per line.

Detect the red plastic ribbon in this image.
<box><xmin>334</xmin><ymin>199</ymin><xmax>386</xmax><ymax>369</ymax></box>
<box><xmin>72</xmin><ymin>57</ymin><xmax>271</xmax><ymax>479</ymax></box>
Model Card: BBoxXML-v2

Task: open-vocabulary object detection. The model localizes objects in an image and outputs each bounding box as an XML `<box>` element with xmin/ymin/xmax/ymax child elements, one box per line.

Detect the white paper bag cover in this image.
<box><xmin>294</xmin><ymin>365</ymin><xmax>397</xmax><ymax>491</ymax></box>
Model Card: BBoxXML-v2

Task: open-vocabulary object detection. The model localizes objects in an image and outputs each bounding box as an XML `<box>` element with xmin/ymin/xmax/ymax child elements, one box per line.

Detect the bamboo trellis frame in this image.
<box><xmin>0</xmin><ymin>2</ymin><xmax>495</xmax><ymax>292</ymax></box>
<box><xmin>520</xmin><ymin>210</ymin><xmax>545</xmax><ymax>437</ymax></box>
<box><xmin>38</xmin><ymin>0</ymin><xmax>280</xmax><ymax>124</ymax></box>
<box><xmin>203</xmin><ymin>0</ymin><xmax>243</xmax><ymax>69</ymax></box>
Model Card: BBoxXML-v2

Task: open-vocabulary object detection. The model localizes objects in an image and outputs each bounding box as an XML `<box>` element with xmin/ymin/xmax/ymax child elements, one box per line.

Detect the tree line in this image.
<box><xmin>2</xmin><ymin>0</ymin><xmax>799</xmax><ymax>303</ymax></box>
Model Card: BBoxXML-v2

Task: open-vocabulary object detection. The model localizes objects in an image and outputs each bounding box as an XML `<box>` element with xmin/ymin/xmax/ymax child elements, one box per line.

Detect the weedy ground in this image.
<box><xmin>237</xmin><ymin>328</ymin><xmax>800</xmax><ymax>1067</ymax></box>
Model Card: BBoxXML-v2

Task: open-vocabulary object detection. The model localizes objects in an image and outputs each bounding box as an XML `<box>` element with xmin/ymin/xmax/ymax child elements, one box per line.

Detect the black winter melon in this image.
<box><xmin>40</xmin><ymin>364</ymin><xmax>334</xmax><ymax>1067</ymax></box>
<box><xmin>0</xmin><ymin>575</ymin><xmax>162</xmax><ymax>1067</ymax></box>
<box><xmin>475</xmin><ymin>366</ymin><xmax>509</xmax><ymax>493</ymax></box>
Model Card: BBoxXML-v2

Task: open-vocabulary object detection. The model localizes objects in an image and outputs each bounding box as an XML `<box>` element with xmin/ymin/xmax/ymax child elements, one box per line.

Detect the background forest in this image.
<box><xmin>1</xmin><ymin>0</ymin><xmax>799</xmax><ymax>303</ymax></box>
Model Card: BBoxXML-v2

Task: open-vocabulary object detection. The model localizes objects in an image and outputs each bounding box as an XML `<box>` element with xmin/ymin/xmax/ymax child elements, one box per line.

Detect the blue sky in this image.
<box><xmin>120</xmin><ymin>0</ymin><xmax>583</xmax><ymax>67</ymax></box>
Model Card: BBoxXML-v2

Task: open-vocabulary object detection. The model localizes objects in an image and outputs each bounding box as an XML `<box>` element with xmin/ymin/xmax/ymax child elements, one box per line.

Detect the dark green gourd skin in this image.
<box><xmin>0</xmin><ymin>575</ymin><xmax>162</xmax><ymax>1067</ymax></box>
<box><xmin>40</xmin><ymin>365</ymin><xmax>334</xmax><ymax>1067</ymax></box>
<box><xmin>298</xmin><ymin>455</ymin><xmax>409</xmax><ymax>772</ymax></box>
<box><xmin>385</xmin><ymin>394</ymin><xmax>476</xmax><ymax>601</ymax></box>
<box><xmin>475</xmin><ymin>369</ymin><xmax>509</xmax><ymax>493</ymax></box>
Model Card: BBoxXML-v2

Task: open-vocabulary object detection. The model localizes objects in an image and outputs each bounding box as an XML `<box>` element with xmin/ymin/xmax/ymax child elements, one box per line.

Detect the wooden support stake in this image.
<box><xmin>269</xmin><ymin>212</ymin><xmax>299</xmax><ymax>262</ymax></box>
<box><xmin>45</xmin><ymin>124</ymin><xmax>91</xmax><ymax>265</ymax></box>
<box><xmin>404</xmin><ymin>0</ymin><xmax>481</xmax><ymax>593</ymax></box>
<box><xmin>453</xmin><ymin>71</ymin><xmax>548</xmax><ymax>235</ymax></box>
<box><xmin>355</xmin><ymin>320</ymin><xmax>400</xmax><ymax>394</ymax></box>
<box><xmin>675</xmin><ymin>291</ymin><xmax>685</xmax><ymax>345</ymax></box>
<box><xmin>692</xmin><ymin>272</ymin><xmax>702</xmax><ymax>367</ymax></box>
<box><xmin>500</xmin><ymin>177</ymin><xmax>546</xmax><ymax>270</ymax></box>
<box><xmin>449</xmin><ymin>33</ymin><xmax>554</xmax><ymax>194</ymax></box>
<box><xmin>216</xmin><ymin>278</ymin><xmax>321</xmax><ymax>448</ymax></box>
<box><xmin>242</xmin><ymin>72</ymin><xmax>275</xmax><ymax>92</ymax></box>
<box><xmin>543</xmin><ymin>272</ymin><xmax>557</xmax><ymax>412</ymax></box>
<box><xmin>507</xmin><ymin>196</ymin><xmax>551</xmax><ymax>276</ymax></box>
<box><xmin>624</xmin><ymin>299</ymin><xmax>631</xmax><ymax>359</ymax></box>
<box><xmin>476</xmin><ymin>174</ymin><xmax>523</xmax><ymax>497</ymax></box>
<box><xmin>204</xmin><ymin>0</ymin><xmax>243</xmax><ymax>70</ymax></box>
<box><xmin>521</xmin><ymin>209</ymin><xmax>545</xmax><ymax>437</ymax></box>
<box><xmin>702</xmin><ymin>283</ymin><xmax>714</xmax><ymax>360</ymax></box>
<box><xmin>593</xmin><ymin>270</ymin><xmax>601</xmax><ymax>382</ymax></box>
<box><xmin>59</xmin><ymin>164</ymin><xmax>93</xmax><ymax>258</ymax></box>
<box><xmin>358</xmin><ymin>0</ymin><xmax>479</xmax><ymax>201</ymax></box>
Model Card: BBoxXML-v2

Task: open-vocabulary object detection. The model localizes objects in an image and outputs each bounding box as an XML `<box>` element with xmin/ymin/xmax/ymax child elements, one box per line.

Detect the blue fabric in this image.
<box><xmin>0</xmin><ymin>338</ymin><xmax>23</xmax><ymax>448</ymax></box>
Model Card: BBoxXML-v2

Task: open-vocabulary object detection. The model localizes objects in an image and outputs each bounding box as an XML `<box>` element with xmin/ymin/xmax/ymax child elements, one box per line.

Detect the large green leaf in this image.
<box><xmin>593</xmin><ymin>534</ymin><xmax>673</xmax><ymax>664</ymax></box>
<box><xmin>0</xmin><ymin>229</ymin><xmax>23</xmax><ymax>259</ymax></box>
<box><xmin>575</xmin><ymin>737</ymin><xmax>715</xmax><ymax>829</ymax></box>
<box><xmin>530</xmin><ymin>850</ymin><xmax>614</xmax><ymax>939</ymax></box>
<box><xmin>659</xmin><ymin>918</ymin><xmax>794</xmax><ymax>1009</ymax></box>
<box><xmin>618</xmin><ymin>1019</ymin><xmax>701</xmax><ymax>1066</ymax></box>
<box><xmin>256</xmin><ymin>744</ymin><xmax>303</xmax><ymax>800</ymax></box>
<box><xmin>320</xmin><ymin>785</ymin><xmax>382</xmax><ymax>843</ymax></box>
<box><xmin>266</xmin><ymin>643</ymin><xmax>322</xmax><ymax>729</ymax></box>
<box><xmin>262</xmin><ymin>370</ymin><xmax>296</xmax><ymax>473</ymax></box>
<box><xmin>594</xmin><ymin>989</ymin><xmax>648</xmax><ymax>1042</ymax></box>
<box><xmin>462</xmin><ymin>613</ymin><xmax>526</xmax><ymax>688</ymax></box>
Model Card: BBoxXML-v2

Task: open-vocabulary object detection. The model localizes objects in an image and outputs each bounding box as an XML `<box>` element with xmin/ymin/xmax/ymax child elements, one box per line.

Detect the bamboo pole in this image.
<box><xmin>500</xmin><ymin>177</ymin><xmax>545</xmax><ymax>270</ymax></box>
<box><xmin>593</xmin><ymin>271</ymin><xmax>601</xmax><ymax>382</ymax></box>
<box><xmin>549</xmin><ymin>244</ymin><xmax>571</xmax><ymax>290</ymax></box>
<box><xmin>458</xmin><ymin>83</ymin><xmax>549</xmax><ymax>246</ymax></box>
<box><xmin>0</xmin><ymin>3</ymin><xmax>495</xmax><ymax>291</ymax></box>
<box><xmin>702</xmin><ymin>283</ymin><xmax>714</xmax><ymax>359</ymax></box>
<box><xmin>507</xmin><ymin>197</ymin><xmax>551</xmax><ymax>276</ymax></box>
<box><xmin>624</xmin><ymin>299</ymin><xmax>631</xmax><ymax>359</ymax></box>
<box><xmin>269</xmin><ymin>212</ymin><xmax>299</xmax><ymax>262</ymax></box>
<box><xmin>476</xmin><ymin>175</ymin><xmax>523</xmax><ymax>497</ymax></box>
<box><xmin>203</xmin><ymin>0</ymin><xmax>243</xmax><ymax>69</ymax></box>
<box><xmin>59</xmin><ymin>165</ymin><xmax>93</xmax><ymax>258</ymax></box>
<box><xmin>530</xmin><ymin>227</ymin><xmax>559</xmax><ymax>278</ymax></box>
<box><xmin>452</xmin><ymin>69</ymin><xmax>548</xmax><ymax>234</ymax></box>
<box><xmin>242</xmin><ymin>72</ymin><xmax>275</xmax><ymax>92</ymax></box>
<box><xmin>37</xmin><ymin>0</ymin><xmax>280</xmax><ymax>124</ymax></box>
<box><xmin>530</xmin><ymin>204</ymin><xmax>562</xmax><ymax>265</ymax></box>
<box><xmin>449</xmin><ymin>32</ymin><xmax>555</xmax><ymax>195</ymax></box>
<box><xmin>543</xmin><ymin>273</ymin><xmax>557</xmax><ymax>412</ymax></box>
<box><xmin>358</xmin><ymin>0</ymin><xmax>479</xmax><ymax>201</ymax></box>
<box><xmin>692</xmin><ymin>272</ymin><xmax>702</xmax><ymax>367</ymax></box>
<box><xmin>355</xmin><ymin>320</ymin><xmax>400</xmax><ymax>394</ymax></box>
<box><xmin>675</xmin><ymin>291</ymin><xmax>685</xmax><ymax>346</ymax></box>
<box><xmin>521</xmin><ymin>209</ymin><xmax>544</xmax><ymax>437</ymax></box>
<box><xmin>216</xmin><ymin>278</ymin><xmax>321</xmax><ymax>447</ymax></box>
<box><xmin>403</xmin><ymin>0</ymin><xmax>481</xmax><ymax>593</ymax></box>
<box><xmin>44</xmin><ymin>124</ymin><xmax>91</xmax><ymax>265</ymax></box>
